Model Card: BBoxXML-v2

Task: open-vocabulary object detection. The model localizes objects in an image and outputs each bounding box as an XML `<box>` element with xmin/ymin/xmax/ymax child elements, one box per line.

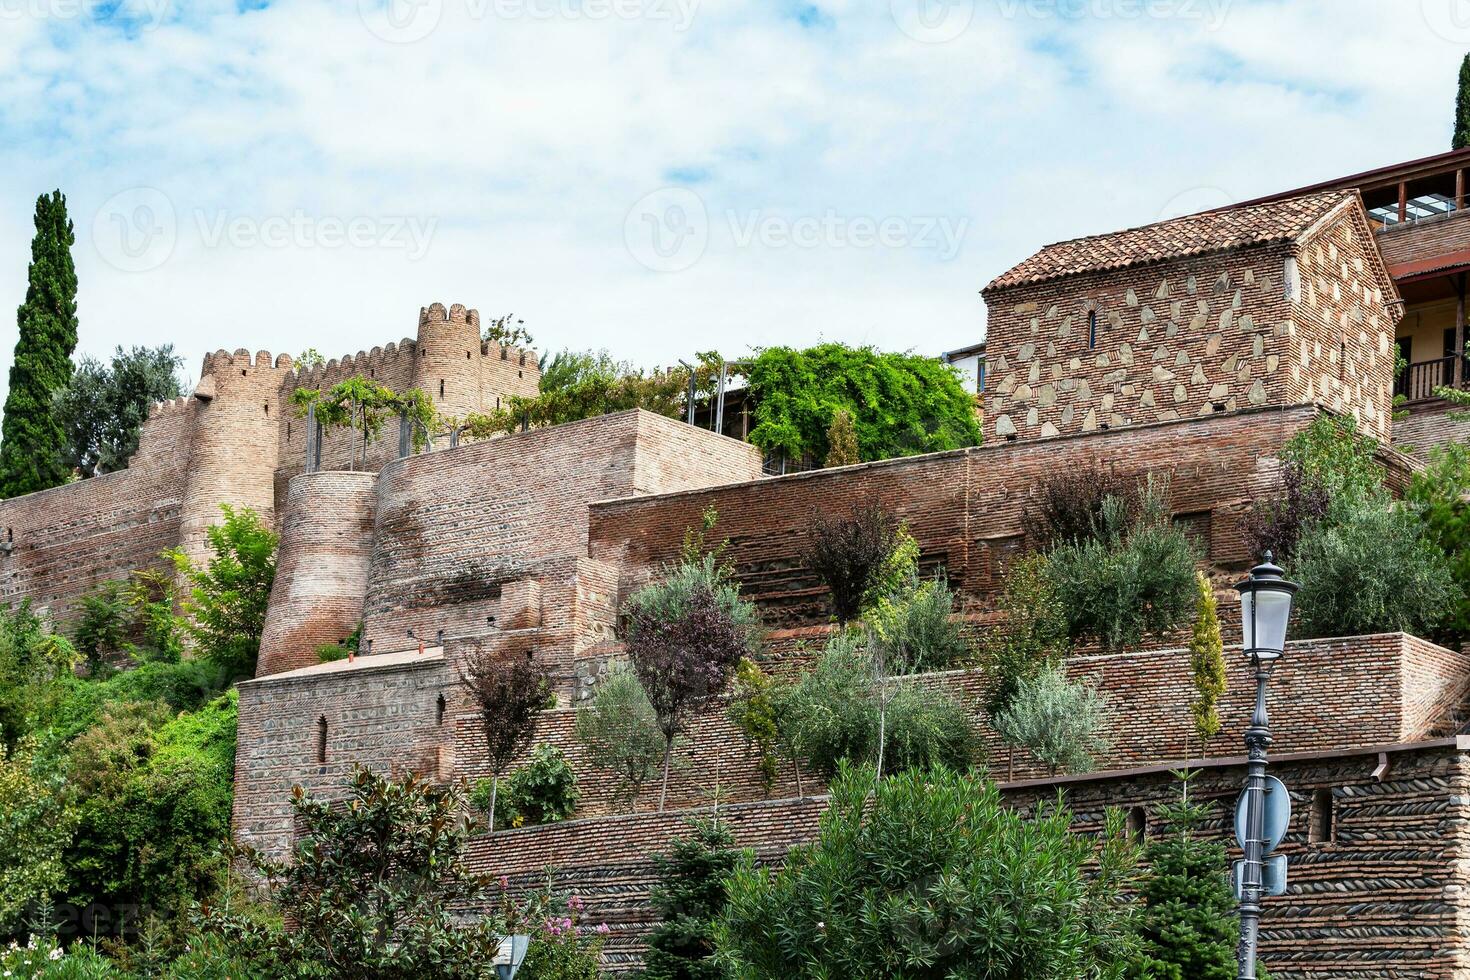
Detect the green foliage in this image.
<box><xmin>575</xmin><ymin>660</ymin><xmax>666</xmax><ymax>810</ymax></box>
<box><xmin>1188</xmin><ymin>573</ymin><xmax>1226</xmax><ymax>755</ymax></box>
<box><xmin>744</xmin><ymin>342</ymin><xmax>982</xmax><ymax>464</ymax></box>
<box><xmin>0</xmin><ymin>740</ymin><xmax>78</xmax><ymax>937</ymax></box>
<box><xmin>537</xmin><ymin>348</ymin><xmax>627</xmax><ymax>394</ymax></box>
<box><xmin>801</xmin><ymin>503</ymin><xmax>899</xmax><ymax>624</ymax></box>
<box><xmin>290</xmin><ymin>377</ymin><xmax>436</xmax><ymax>466</ymax></box>
<box><xmin>1456</xmin><ymin>53</ymin><xmax>1470</xmax><ymax>150</ymax></box>
<box><xmin>1022</xmin><ymin>467</ymin><xmax>1137</xmax><ymax>550</ymax></box>
<box><xmin>316</xmin><ymin>622</ymin><xmax>361</xmax><ymax>663</ymax></box>
<box><xmin>1046</xmin><ymin>482</ymin><xmax>1200</xmax><ymax>651</ymax></box>
<box><xmin>482</xmin><ymin>312</ymin><xmax>533</xmax><ymax>349</ymax></box>
<box><xmin>992</xmin><ymin>665</ymin><xmax>1111</xmax><ymax>775</ymax></box>
<box><xmin>0</xmin><ymin>190</ymin><xmax>78</xmax><ymax>499</ymax></box>
<box><xmin>502</xmin><ymin>744</ymin><xmax>580</xmax><ymax>827</ymax></box>
<box><xmin>822</xmin><ymin>408</ymin><xmax>859</xmax><ymax>468</ymax></box>
<box><xmin>1127</xmin><ymin>783</ymin><xmax>1251</xmax><ymax>980</ymax></box>
<box><xmin>868</xmin><ymin>575</ymin><xmax>972</xmax><ymax>675</ymax></box>
<box><xmin>0</xmin><ymin>935</ymin><xmax>122</xmax><ymax>978</ymax></box>
<box><xmin>201</xmin><ymin>768</ymin><xmax>504</xmax><ymax>979</ymax></box>
<box><xmin>641</xmin><ymin>819</ymin><xmax>737</xmax><ymax>980</ymax></box>
<box><xmin>513</xmin><ymin>887</ymin><xmax>607</xmax><ymax>980</ymax></box>
<box><xmin>54</xmin><ymin>345</ymin><xmax>183</xmax><ymax>478</ymax></box>
<box><xmin>1293</xmin><ymin>495</ymin><xmax>1457</xmax><ymax>640</ymax></box>
<box><xmin>73</xmin><ymin>573</ymin><xmax>182</xmax><ymax>673</ymax></box>
<box><xmin>981</xmin><ymin>553</ymin><xmax>1069</xmax><ymax>718</ymax></box>
<box><xmin>0</xmin><ymin>603</ymin><xmax>78</xmax><ymax>749</ymax></box>
<box><xmin>1406</xmin><ymin>441</ymin><xmax>1470</xmax><ymax>640</ymax></box>
<box><xmin>33</xmin><ymin>660</ymin><xmax>226</xmax><ymax>752</ymax></box>
<box><xmin>460</xmin><ymin>647</ymin><xmax>551</xmax><ymax>832</ymax></box>
<box><xmin>168</xmin><ymin>505</ymin><xmax>277</xmax><ymax>678</ymax></box>
<box><xmin>719</xmin><ymin>764</ymin><xmax>1140</xmax><ymax>979</ymax></box>
<box><xmin>781</xmin><ymin>632</ymin><xmax>975</xmax><ymax>779</ymax></box>
<box><xmin>726</xmin><ymin>658</ymin><xmax>781</xmax><ymax>795</ymax></box>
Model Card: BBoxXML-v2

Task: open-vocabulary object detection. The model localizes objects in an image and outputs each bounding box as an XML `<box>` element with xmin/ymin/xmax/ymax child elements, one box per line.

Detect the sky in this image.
<box><xmin>1</xmin><ymin>0</ymin><xmax>1468</xmax><ymax>388</ymax></box>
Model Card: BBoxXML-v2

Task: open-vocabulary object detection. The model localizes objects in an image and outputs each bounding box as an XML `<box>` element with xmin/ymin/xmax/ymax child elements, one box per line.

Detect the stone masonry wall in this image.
<box><xmin>1393</xmin><ymin>398</ymin><xmax>1470</xmax><ymax>460</ymax></box>
<box><xmin>982</xmin><ymin>205</ymin><xmax>1398</xmax><ymax>443</ymax></box>
<box><xmin>589</xmin><ymin>405</ymin><xmax>1365</xmax><ymax>627</ymax></box>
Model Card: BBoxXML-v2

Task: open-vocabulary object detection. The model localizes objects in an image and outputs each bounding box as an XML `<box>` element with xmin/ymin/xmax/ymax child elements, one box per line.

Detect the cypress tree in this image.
<box><xmin>0</xmin><ymin>191</ymin><xmax>78</xmax><ymax>498</ymax></box>
<box><xmin>1455</xmin><ymin>54</ymin><xmax>1470</xmax><ymax>150</ymax></box>
<box><xmin>640</xmin><ymin>818</ymin><xmax>737</xmax><ymax>980</ymax></box>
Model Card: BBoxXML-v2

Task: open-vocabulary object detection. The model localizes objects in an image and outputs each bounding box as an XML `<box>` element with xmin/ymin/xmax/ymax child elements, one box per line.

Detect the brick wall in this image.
<box><xmin>981</xmin><ymin>205</ymin><xmax>1398</xmax><ymax>444</ymax></box>
<box><xmin>590</xmin><ymin>405</ymin><xmax>1341</xmax><ymax>627</ymax></box>
<box><xmin>1376</xmin><ymin>209</ymin><xmax>1470</xmax><ymax>270</ymax></box>
<box><xmin>1392</xmin><ymin>398</ymin><xmax>1470</xmax><ymax>460</ymax></box>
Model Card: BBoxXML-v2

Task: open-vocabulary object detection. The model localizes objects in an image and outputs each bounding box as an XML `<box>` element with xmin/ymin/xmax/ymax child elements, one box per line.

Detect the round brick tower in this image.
<box><xmin>413</xmin><ymin>302</ymin><xmax>485</xmax><ymax>423</ymax></box>
<box><xmin>256</xmin><ymin>470</ymin><xmax>379</xmax><ymax>676</ymax></box>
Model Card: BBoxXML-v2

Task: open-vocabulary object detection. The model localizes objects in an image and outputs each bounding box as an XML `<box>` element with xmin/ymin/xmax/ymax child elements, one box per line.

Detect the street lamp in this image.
<box><xmin>1233</xmin><ymin>552</ymin><xmax>1298</xmax><ymax>980</ymax></box>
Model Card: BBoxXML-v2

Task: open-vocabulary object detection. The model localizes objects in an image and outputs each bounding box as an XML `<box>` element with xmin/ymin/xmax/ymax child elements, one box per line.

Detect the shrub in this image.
<box><xmin>168</xmin><ymin>505</ymin><xmax>277</xmax><ymax>678</ymax></box>
<box><xmin>1188</xmin><ymin>573</ymin><xmax>1226</xmax><ymax>758</ymax></box>
<box><xmin>1293</xmin><ymin>496</ymin><xmax>1457</xmax><ymax>640</ymax></box>
<box><xmin>0</xmin><ymin>741</ymin><xmax>77</xmax><ymax>938</ymax></box>
<box><xmin>1022</xmin><ymin>466</ymin><xmax>1136</xmax><ymax>549</ymax></box>
<box><xmin>992</xmin><ymin>665</ymin><xmax>1111</xmax><ymax>775</ymax></box>
<box><xmin>869</xmin><ymin>575</ymin><xmax>971</xmax><ymax>674</ymax></box>
<box><xmin>0</xmin><ymin>604</ymin><xmax>77</xmax><ymax>749</ymax></box>
<box><xmin>1046</xmin><ymin>482</ymin><xmax>1199</xmax><ymax>651</ymax></box>
<box><xmin>575</xmin><ymin>661</ymin><xmax>665</xmax><ymax>811</ymax></box>
<box><xmin>801</xmin><ymin>503</ymin><xmax>898</xmax><ymax>623</ymax></box>
<box><xmin>512</xmin><ymin>888</ymin><xmax>607</xmax><ymax>980</ymax></box>
<box><xmin>460</xmin><ymin>648</ymin><xmax>551</xmax><ymax>833</ymax></box>
<box><xmin>504</xmin><ymin>744</ymin><xmax>580</xmax><ymax>827</ymax></box>
<box><xmin>880</xmin><ymin>683</ymin><xmax>977</xmax><ymax>775</ymax></box>
<box><xmin>316</xmin><ymin>621</ymin><xmax>362</xmax><ymax>664</ymax></box>
<box><xmin>726</xmin><ymin>658</ymin><xmax>781</xmax><ymax>795</ymax></box>
<box><xmin>981</xmin><ymin>553</ymin><xmax>1069</xmax><ymax>717</ymax></box>
<box><xmin>74</xmin><ymin>582</ymin><xmax>130</xmax><ymax>673</ymax></box>
<box><xmin>719</xmin><ymin>764</ymin><xmax>1140</xmax><ymax>978</ymax></box>
<box><xmin>823</xmin><ymin>408</ymin><xmax>859</xmax><ymax>468</ymax></box>
<box><xmin>641</xmin><ymin>818</ymin><xmax>738</xmax><ymax>980</ymax></box>
<box><xmin>1406</xmin><ymin>442</ymin><xmax>1470</xmax><ymax>640</ymax></box>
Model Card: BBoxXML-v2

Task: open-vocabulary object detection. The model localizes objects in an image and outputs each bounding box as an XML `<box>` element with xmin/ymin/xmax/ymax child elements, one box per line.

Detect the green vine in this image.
<box><xmin>290</xmin><ymin>377</ymin><xmax>438</xmax><ymax>468</ymax></box>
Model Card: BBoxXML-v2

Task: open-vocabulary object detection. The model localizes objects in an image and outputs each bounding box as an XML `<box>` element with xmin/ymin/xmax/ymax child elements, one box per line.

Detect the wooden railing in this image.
<box><xmin>1395</xmin><ymin>355</ymin><xmax>1460</xmax><ymax>402</ymax></box>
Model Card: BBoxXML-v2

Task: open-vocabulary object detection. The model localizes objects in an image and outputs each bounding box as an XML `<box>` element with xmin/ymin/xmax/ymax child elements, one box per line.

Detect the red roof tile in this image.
<box><xmin>984</xmin><ymin>191</ymin><xmax>1354</xmax><ymax>293</ymax></box>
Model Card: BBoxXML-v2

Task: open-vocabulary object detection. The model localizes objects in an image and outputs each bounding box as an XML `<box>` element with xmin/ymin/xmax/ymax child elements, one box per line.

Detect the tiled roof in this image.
<box><xmin>984</xmin><ymin>191</ymin><xmax>1355</xmax><ymax>293</ymax></box>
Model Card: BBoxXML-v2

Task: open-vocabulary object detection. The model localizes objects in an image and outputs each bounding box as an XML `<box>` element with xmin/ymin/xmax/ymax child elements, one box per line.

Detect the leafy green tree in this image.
<box><xmin>1293</xmin><ymin>495</ymin><xmax>1457</xmax><ymax>640</ymax></box>
<box><xmin>54</xmin><ymin>345</ymin><xmax>183</xmax><ymax>477</ymax></box>
<box><xmin>981</xmin><ymin>553</ymin><xmax>1070</xmax><ymax>718</ymax></box>
<box><xmin>1456</xmin><ymin>53</ymin><xmax>1470</xmax><ymax>150</ymax></box>
<box><xmin>745</xmin><ymin>342</ymin><xmax>981</xmax><ymax>464</ymax></box>
<box><xmin>0</xmin><ymin>602</ymin><xmax>77</xmax><ymax>748</ymax></box>
<box><xmin>719</xmin><ymin>764</ymin><xmax>1140</xmax><ymax>979</ymax></box>
<box><xmin>823</xmin><ymin>408</ymin><xmax>858</xmax><ymax>468</ymax></box>
<box><xmin>992</xmin><ymin>665</ymin><xmax>1111</xmax><ymax>776</ymax></box>
<box><xmin>1188</xmin><ymin>572</ymin><xmax>1226</xmax><ymax>757</ymax></box>
<box><xmin>502</xmin><ymin>743</ymin><xmax>580</xmax><ymax>827</ymax></box>
<box><xmin>726</xmin><ymin>657</ymin><xmax>782</xmax><ymax>796</ymax></box>
<box><xmin>868</xmin><ymin>575</ymin><xmax>971</xmax><ymax>675</ymax></box>
<box><xmin>0</xmin><ymin>191</ymin><xmax>78</xmax><ymax>498</ymax></box>
<box><xmin>168</xmin><ymin>505</ymin><xmax>278</xmax><ymax>678</ymax></box>
<box><xmin>1046</xmin><ymin>481</ymin><xmax>1199</xmax><ymax>651</ymax></box>
<box><xmin>575</xmin><ymin>660</ymin><xmax>666</xmax><ymax>811</ymax></box>
<box><xmin>0</xmin><ymin>739</ymin><xmax>77</xmax><ymax>938</ymax></box>
<box><xmin>1406</xmin><ymin>441</ymin><xmax>1470</xmax><ymax>640</ymax></box>
<box><xmin>641</xmin><ymin>819</ymin><xmax>738</xmax><ymax>980</ymax></box>
<box><xmin>1128</xmin><ymin>783</ymin><xmax>1252</xmax><ymax>980</ymax></box>
<box><xmin>482</xmin><ymin>312</ymin><xmax>533</xmax><ymax>348</ymax></box>
<box><xmin>202</xmin><ymin>768</ymin><xmax>505</xmax><ymax>979</ymax></box>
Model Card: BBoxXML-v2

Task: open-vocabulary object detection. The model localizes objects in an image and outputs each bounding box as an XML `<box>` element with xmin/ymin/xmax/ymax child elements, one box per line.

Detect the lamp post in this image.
<box><xmin>1233</xmin><ymin>552</ymin><xmax>1298</xmax><ymax>980</ymax></box>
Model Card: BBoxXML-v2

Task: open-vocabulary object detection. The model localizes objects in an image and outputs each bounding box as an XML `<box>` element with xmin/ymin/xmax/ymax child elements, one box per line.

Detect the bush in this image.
<box><xmin>0</xmin><ymin>604</ymin><xmax>77</xmax><ymax>749</ymax></box>
<box><xmin>513</xmin><ymin>888</ymin><xmax>607</xmax><ymax>980</ymax></box>
<box><xmin>168</xmin><ymin>505</ymin><xmax>277</xmax><ymax>679</ymax></box>
<box><xmin>460</xmin><ymin>647</ymin><xmax>550</xmax><ymax>832</ymax></box>
<box><xmin>0</xmin><ymin>936</ymin><xmax>122</xmax><ymax>978</ymax></box>
<box><xmin>801</xmin><ymin>503</ymin><xmax>898</xmax><ymax>623</ymax></box>
<box><xmin>1293</xmin><ymin>496</ymin><xmax>1457</xmax><ymax>640</ymax></box>
<box><xmin>1046</xmin><ymin>482</ymin><xmax>1199</xmax><ymax>651</ymax></box>
<box><xmin>719</xmin><ymin>764</ymin><xmax>1140</xmax><ymax>978</ymax></box>
<box><xmin>880</xmin><ymin>683</ymin><xmax>977</xmax><ymax>776</ymax></box>
<box><xmin>641</xmin><ymin>818</ymin><xmax>737</xmax><ymax>980</ymax></box>
<box><xmin>0</xmin><ymin>741</ymin><xmax>78</xmax><ymax>938</ymax></box>
<box><xmin>1188</xmin><ymin>573</ymin><xmax>1226</xmax><ymax>757</ymax></box>
<box><xmin>504</xmin><ymin>744</ymin><xmax>580</xmax><ymax>827</ymax></box>
<box><xmin>1022</xmin><ymin>466</ymin><xmax>1137</xmax><ymax>550</ymax></box>
<box><xmin>1406</xmin><ymin>442</ymin><xmax>1470</xmax><ymax>640</ymax></box>
<box><xmin>981</xmin><ymin>553</ymin><xmax>1070</xmax><ymax>718</ymax></box>
<box><xmin>575</xmin><ymin>661</ymin><xmax>665</xmax><ymax>811</ymax></box>
<box><xmin>869</xmin><ymin>575</ymin><xmax>971</xmax><ymax>674</ymax></box>
<box><xmin>726</xmin><ymin>658</ymin><xmax>781</xmax><ymax>796</ymax></box>
<box><xmin>992</xmin><ymin>665</ymin><xmax>1111</xmax><ymax>775</ymax></box>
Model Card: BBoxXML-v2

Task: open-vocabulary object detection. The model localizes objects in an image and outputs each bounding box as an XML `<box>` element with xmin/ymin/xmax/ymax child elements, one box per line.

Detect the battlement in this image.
<box><xmin>284</xmin><ymin>339</ymin><xmax>419</xmax><ymax>391</ymax></box>
<box><xmin>200</xmin><ymin>348</ymin><xmax>295</xmax><ymax>377</ymax></box>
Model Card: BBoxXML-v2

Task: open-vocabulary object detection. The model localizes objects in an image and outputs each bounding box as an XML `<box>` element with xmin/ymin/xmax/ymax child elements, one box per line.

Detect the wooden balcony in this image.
<box><xmin>1395</xmin><ymin>354</ymin><xmax>1465</xmax><ymax>402</ymax></box>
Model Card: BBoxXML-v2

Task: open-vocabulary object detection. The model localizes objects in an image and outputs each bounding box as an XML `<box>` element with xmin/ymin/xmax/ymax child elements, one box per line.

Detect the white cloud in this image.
<box><xmin>0</xmin><ymin>0</ymin><xmax>1463</xmax><ymax>391</ymax></box>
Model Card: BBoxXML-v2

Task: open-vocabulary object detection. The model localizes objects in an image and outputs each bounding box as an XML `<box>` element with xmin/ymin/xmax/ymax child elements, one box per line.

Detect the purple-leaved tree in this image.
<box><xmin>460</xmin><ymin>648</ymin><xmax>549</xmax><ymax>832</ymax></box>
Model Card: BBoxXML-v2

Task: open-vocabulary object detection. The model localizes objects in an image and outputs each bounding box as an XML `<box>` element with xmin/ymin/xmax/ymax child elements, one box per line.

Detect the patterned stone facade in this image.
<box><xmin>982</xmin><ymin>194</ymin><xmax>1400</xmax><ymax>443</ymax></box>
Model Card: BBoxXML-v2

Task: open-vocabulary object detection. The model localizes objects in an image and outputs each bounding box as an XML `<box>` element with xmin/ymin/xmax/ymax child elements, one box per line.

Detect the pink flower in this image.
<box><xmin>595</xmin><ymin>923</ymin><xmax>610</xmax><ymax>935</ymax></box>
<box><xmin>498</xmin><ymin>875</ymin><xmax>510</xmax><ymax>890</ymax></box>
<box><xmin>568</xmin><ymin>895</ymin><xmax>584</xmax><ymax>910</ymax></box>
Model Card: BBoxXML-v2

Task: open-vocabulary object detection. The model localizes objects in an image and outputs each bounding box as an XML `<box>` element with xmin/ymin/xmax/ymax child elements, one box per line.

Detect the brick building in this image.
<box><xmin>10</xmin><ymin>151</ymin><xmax>1470</xmax><ymax>975</ymax></box>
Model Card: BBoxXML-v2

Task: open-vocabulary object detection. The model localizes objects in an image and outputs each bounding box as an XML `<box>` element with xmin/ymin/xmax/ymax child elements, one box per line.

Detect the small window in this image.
<box><xmin>1088</xmin><ymin>311</ymin><xmax>1098</xmax><ymax>349</ymax></box>
<box><xmin>467</xmin><ymin>351</ymin><xmax>472</xmax><ymax>359</ymax></box>
<box><xmin>263</xmin><ymin>402</ymin><xmax>269</xmax><ymax>417</ymax></box>
<box><xmin>436</xmin><ymin>694</ymin><xmax>446</xmax><ymax>726</ymax></box>
<box><xmin>316</xmin><ymin>716</ymin><xmax>328</xmax><ymax>764</ymax></box>
<box><xmin>1126</xmin><ymin>805</ymin><xmax>1147</xmax><ymax>841</ymax></box>
<box><xmin>977</xmin><ymin>358</ymin><xmax>987</xmax><ymax>393</ymax></box>
<box><xmin>287</xmin><ymin>421</ymin><xmax>292</xmax><ymax>440</ymax></box>
<box><xmin>439</xmin><ymin>380</ymin><xmax>445</xmax><ymax>398</ymax></box>
<box><xmin>1309</xmin><ymin>788</ymin><xmax>1335</xmax><ymax>844</ymax></box>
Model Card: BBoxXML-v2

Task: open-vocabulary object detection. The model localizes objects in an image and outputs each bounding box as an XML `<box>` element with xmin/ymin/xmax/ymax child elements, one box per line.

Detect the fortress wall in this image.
<box><xmin>981</xmin><ymin>205</ymin><xmax>1398</xmax><ymax>445</ymax></box>
<box><xmin>1393</xmin><ymin>398</ymin><xmax>1470</xmax><ymax>460</ymax></box>
<box><xmin>589</xmin><ymin>405</ymin><xmax>1328</xmax><ymax>627</ymax></box>
<box><xmin>359</xmin><ymin>410</ymin><xmax>761</xmax><ymax>655</ymax></box>
<box><xmin>0</xmin><ymin>396</ymin><xmax>195</xmax><ymax>624</ymax></box>
<box><xmin>1005</xmin><ymin>744</ymin><xmax>1470</xmax><ymax>980</ymax></box>
<box><xmin>257</xmin><ymin>471</ymin><xmax>380</xmax><ymax>676</ymax></box>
